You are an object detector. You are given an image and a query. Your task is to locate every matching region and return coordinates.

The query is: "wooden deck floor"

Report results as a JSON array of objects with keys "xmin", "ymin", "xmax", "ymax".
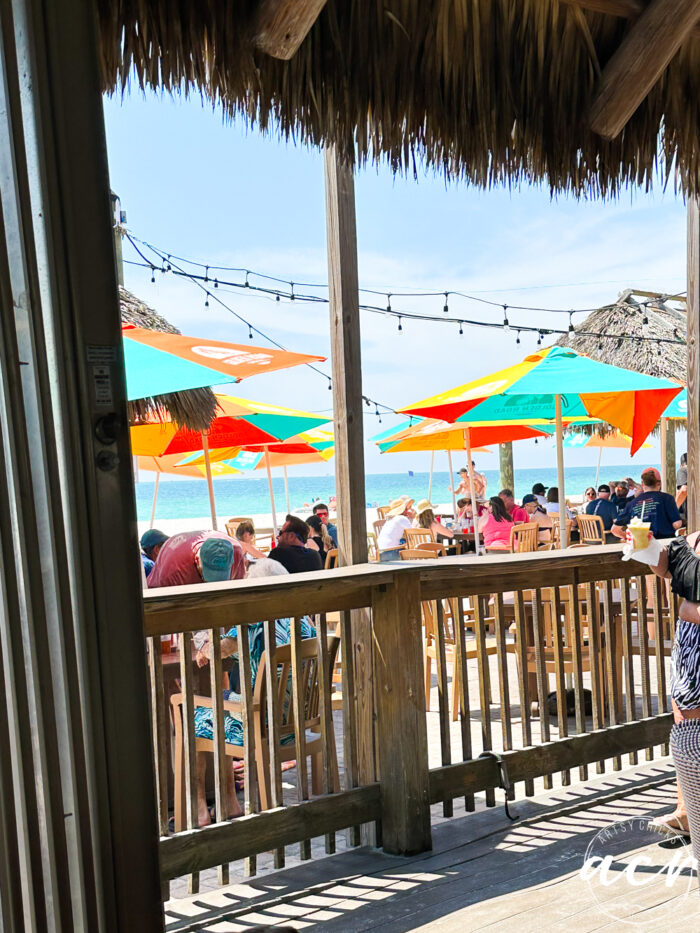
[{"xmin": 164, "ymin": 759, "xmax": 700, "ymax": 932}]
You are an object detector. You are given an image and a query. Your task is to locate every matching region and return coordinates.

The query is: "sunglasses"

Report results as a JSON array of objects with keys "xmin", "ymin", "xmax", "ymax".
[{"xmin": 316, "ymin": 511, "xmax": 329, "ymax": 519}]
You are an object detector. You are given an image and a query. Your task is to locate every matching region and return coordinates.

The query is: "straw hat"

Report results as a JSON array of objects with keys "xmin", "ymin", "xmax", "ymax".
[
  {"xmin": 387, "ymin": 497, "xmax": 414, "ymax": 517},
  {"xmin": 415, "ymin": 499, "xmax": 435, "ymax": 516}
]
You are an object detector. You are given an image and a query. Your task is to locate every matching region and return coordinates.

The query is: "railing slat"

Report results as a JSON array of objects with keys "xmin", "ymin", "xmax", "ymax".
[
  {"xmin": 208, "ymin": 628, "xmax": 230, "ymax": 886},
  {"xmin": 290, "ymin": 617, "xmax": 311, "ymax": 860},
  {"xmin": 339, "ymin": 609, "xmax": 361, "ymax": 845},
  {"xmin": 263, "ymin": 619, "xmax": 284, "ymax": 868},
  {"xmin": 434, "ymin": 600, "xmax": 453, "ymax": 817},
  {"xmin": 454, "ymin": 598, "xmax": 475, "ymax": 812},
  {"xmin": 635, "ymin": 575, "xmax": 653, "ymax": 760},
  {"xmin": 179, "ymin": 631, "xmax": 199, "ymax": 893},
  {"xmin": 531, "ymin": 588, "xmax": 551, "ymax": 790},
  {"xmin": 147, "ymin": 637, "xmax": 169, "ymax": 838},
  {"xmin": 652, "ymin": 575, "xmax": 669, "ymax": 756},
  {"xmin": 513, "ymin": 591, "xmax": 534, "ymax": 796},
  {"xmin": 585, "ymin": 581, "xmax": 605, "ymax": 774},
  {"xmin": 315, "ymin": 623, "xmax": 336, "ymax": 854},
  {"xmin": 237, "ymin": 623, "xmax": 257, "ymax": 877},
  {"xmin": 619, "ymin": 577, "xmax": 638, "ymax": 766},
  {"xmin": 474, "ymin": 596, "xmax": 494, "ymax": 806},
  {"xmin": 601, "ymin": 580, "xmax": 622, "ymax": 771},
  {"xmin": 550, "ymin": 588, "xmax": 569, "ymax": 785}
]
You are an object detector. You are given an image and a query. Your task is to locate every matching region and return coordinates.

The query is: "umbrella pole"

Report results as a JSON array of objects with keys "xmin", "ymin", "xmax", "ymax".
[
  {"xmin": 283, "ymin": 464, "xmax": 290, "ymax": 514},
  {"xmin": 428, "ymin": 450, "xmax": 434, "ymax": 501},
  {"xmin": 149, "ymin": 473, "xmax": 160, "ymax": 529},
  {"xmin": 264, "ymin": 446, "xmax": 278, "ymax": 537},
  {"xmin": 202, "ymin": 433, "xmax": 218, "ymax": 531},
  {"xmin": 594, "ymin": 446, "xmax": 602, "ymax": 489},
  {"xmin": 447, "ymin": 449, "xmax": 458, "ymax": 519},
  {"xmin": 464, "ymin": 430, "xmax": 481, "ymax": 556},
  {"xmin": 555, "ymin": 395, "xmax": 567, "ymax": 548}
]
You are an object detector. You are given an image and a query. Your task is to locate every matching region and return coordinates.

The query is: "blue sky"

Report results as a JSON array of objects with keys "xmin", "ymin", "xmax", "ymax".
[{"xmin": 104, "ymin": 91, "xmax": 687, "ymax": 477}]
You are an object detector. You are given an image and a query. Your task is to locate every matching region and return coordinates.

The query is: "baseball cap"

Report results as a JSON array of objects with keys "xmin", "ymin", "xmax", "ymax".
[
  {"xmin": 521, "ymin": 494, "xmax": 538, "ymax": 505},
  {"xmin": 140, "ymin": 529, "xmax": 169, "ymax": 552},
  {"xmin": 198, "ymin": 537, "xmax": 235, "ymax": 582},
  {"xmin": 598, "ymin": 484, "xmax": 610, "ymax": 493},
  {"xmin": 532, "ymin": 483, "xmax": 547, "ymax": 495}
]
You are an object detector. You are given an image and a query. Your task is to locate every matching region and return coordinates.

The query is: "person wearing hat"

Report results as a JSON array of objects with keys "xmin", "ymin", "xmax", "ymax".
[
  {"xmin": 377, "ymin": 497, "xmax": 415, "ymax": 561},
  {"xmin": 584, "ymin": 484, "xmax": 619, "ymax": 542},
  {"xmin": 414, "ymin": 500, "xmax": 455, "ymax": 542},
  {"xmin": 521, "ymin": 493, "xmax": 553, "ymax": 544},
  {"xmin": 612, "ymin": 468, "xmax": 682, "ymax": 541},
  {"xmin": 531, "ymin": 483, "xmax": 548, "ymax": 509},
  {"xmin": 147, "ymin": 530, "xmax": 245, "ymax": 588},
  {"xmin": 140, "ymin": 528, "xmax": 169, "ymax": 578}
]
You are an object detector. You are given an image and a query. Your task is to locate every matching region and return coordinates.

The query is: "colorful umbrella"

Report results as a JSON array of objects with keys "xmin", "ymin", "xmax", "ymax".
[
  {"xmin": 137, "ymin": 454, "xmax": 242, "ymax": 528},
  {"xmin": 400, "ymin": 347, "xmax": 682, "ymax": 546},
  {"xmin": 122, "ymin": 323, "xmax": 323, "ymax": 400},
  {"xmin": 662, "ymin": 388, "xmax": 687, "ymax": 420},
  {"xmin": 564, "ymin": 430, "xmax": 652, "ymax": 487}
]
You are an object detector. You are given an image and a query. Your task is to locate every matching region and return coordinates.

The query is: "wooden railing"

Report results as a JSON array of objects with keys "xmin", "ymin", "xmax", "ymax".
[{"xmin": 143, "ymin": 545, "xmax": 674, "ymax": 897}]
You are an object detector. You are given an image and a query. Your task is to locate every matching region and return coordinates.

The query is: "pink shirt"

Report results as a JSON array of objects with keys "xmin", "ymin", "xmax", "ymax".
[
  {"xmin": 481, "ymin": 514, "xmax": 513, "ymax": 548},
  {"xmin": 147, "ymin": 530, "xmax": 245, "ymax": 588}
]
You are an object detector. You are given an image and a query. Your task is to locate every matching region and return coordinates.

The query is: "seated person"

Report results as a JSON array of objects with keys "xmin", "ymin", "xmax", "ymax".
[
  {"xmin": 611, "ymin": 481, "xmax": 630, "ymax": 510},
  {"xmin": 585, "ymin": 484, "xmax": 619, "ymax": 542},
  {"xmin": 478, "ymin": 496, "xmax": 514, "ymax": 550},
  {"xmin": 377, "ymin": 497, "xmax": 415, "ymax": 561},
  {"xmin": 456, "ymin": 497, "xmax": 475, "ymax": 531},
  {"xmin": 581, "ymin": 487, "xmax": 597, "ymax": 513},
  {"xmin": 306, "ymin": 514, "xmax": 335, "ymax": 564},
  {"xmin": 414, "ymin": 500, "xmax": 455, "ymax": 540},
  {"xmin": 521, "ymin": 493, "xmax": 553, "ymax": 543},
  {"xmin": 532, "ymin": 483, "xmax": 548, "ymax": 509},
  {"xmin": 269, "ymin": 515, "xmax": 323, "ymax": 573},
  {"xmin": 194, "ymin": 559, "xmax": 316, "ymax": 825},
  {"xmin": 234, "ymin": 520, "xmax": 266, "ymax": 560},
  {"xmin": 312, "ymin": 502, "xmax": 337, "ymax": 546},
  {"xmin": 140, "ymin": 528, "xmax": 169, "ymax": 577},
  {"xmin": 545, "ymin": 487, "xmax": 576, "ymax": 520},
  {"xmin": 498, "ymin": 488, "xmax": 529, "ymax": 523},
  {"xmin": 612, "ymin": 468, "xmax": 682, "ymax": 540},
  {"xmin": 147, "ymin": 530, "xmax": 244, "ymax": 588}
]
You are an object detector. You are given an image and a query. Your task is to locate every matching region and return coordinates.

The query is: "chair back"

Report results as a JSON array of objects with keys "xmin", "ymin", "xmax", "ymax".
[
  {"xmin": 577, "ymin": 513, "xmax": 606, "ymax": 545},
  {"xmin": 552, "ymin": 518, "xmax": 575, "ymax": 548},
  {"xmin": 366, "ymin": 532, "xmax": 379, "ymax": 562},
  {"xmin": 377, "ymin": 506, "xmax": 390, "ymax": 520},
  {"xmin": 253, "ymin": 635, "xmax": 340, "ymax": 742},
  {"xmin": 225, "ymin": 516, "xmax": 254, "ymax": 538},
  {"xmin": 416, "ymin": 541, "xmax": 446, "ymax": 557},
  {"xmin": 405, "ymin": 527, "xmax": 434, "ymax": 548},
  {"xmin": 510, "ymin": 522, "xmax": 539, "ymax": 553},
  {"xmin": 400, "ymin": 548, "xmax": 438, "ymax": 560},
  {"xmin": 324, "ymin": 548, "xmax": 338, "ymax": 569},
  {"xmin": 373, "ymin": 519, "xmax": 386, "ymax": 539},
  {"xmin": 421, "ymin": 598, "xmax": 458, "ymax": 647}
]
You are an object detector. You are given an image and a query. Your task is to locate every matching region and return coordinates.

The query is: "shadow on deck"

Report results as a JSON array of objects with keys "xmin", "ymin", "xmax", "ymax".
[{"xmin": 164, "ymin": 758, "xmax": 700, "ymax": 932}]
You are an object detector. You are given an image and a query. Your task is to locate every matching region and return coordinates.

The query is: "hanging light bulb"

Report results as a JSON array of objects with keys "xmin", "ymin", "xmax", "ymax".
[
  {"xmin": 397, "ymin": 316, "xmax": 403, "ymax": 334},
  {"xmin": 166, "ymin": 254, "xmax": 172, "ymax": 272},
  {"xmin": 386, "ymin": 294, "xmax": 392, "ymax": 314},
  {"xmin": 244, "ymin": 271, "xmax": 250, "ymax": 288},
  {"xmin": 214, "ymin": 278, "xmax": 219, "ymax": 289},
  {"xmin": 503, "ymin": 305, "xmax": 510, "ymax": 331},
  {"xmin": 443, "ymin": 292, "xmax": 449, "ymax": 314},
  {"xmin": 276, "ymin": 294, "xmax": 281, "ymax": 302},
  {"xmin": 290, "ymin": 282, "xmax": 295, "ymax": 301},
  {"xmin": 537, "ymin": 331, "xmax": 542, "ymax": 345},
  {"xmin": 150, "ymin": 266, "xmax": 155, "ymax": 283},
  {"xmin": 248, "ymin": 325, "xmax": 254, "ymax": 340},
  {"xmin": 459, "ymin": 322, "xmax": 464, "ymax": 337},
  {"xmin": 364, "ymin": 396, "xmax": 371, "ymax": 407},
  {"xmin": 205, "ymin": 266, "xmax": 209, "ymax": 283},
  {"xmin": 568, "ymin": 312, "xmax": 574, "ymax": 334},
  {"xmin": 328, "ymin": 379, "xmax": 332, "ymax": 391},
  {"xmin": 516, "ymin": 330, "xmax": 521, "ymax": 344},
  {"xmin": 204, "ymin": 293, "xmax": 209, "ymax": 308}
]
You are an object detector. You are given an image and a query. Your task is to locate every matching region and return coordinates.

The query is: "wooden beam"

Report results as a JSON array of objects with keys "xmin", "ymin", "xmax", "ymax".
[
  {"xmin": 499, "ymin": 442, "xmax": 514, "ymax": 492},
  {"xmin": 687, "ymin": 198, "xmax": 700, "ymax": 533},
  {"xmin": 252, "ymin": 0, "xmax": 327, "ymax": 60},
  {"xmin": 558, "ymin": 0, "xmax": 700, "ymax": 40},
  {"xmin": 589, "ymin": 0, "xmax": 700, "ymax": 139}
]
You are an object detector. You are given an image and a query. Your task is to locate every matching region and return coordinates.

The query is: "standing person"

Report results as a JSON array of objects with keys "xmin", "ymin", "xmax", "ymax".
[
  {"xmin": 377, "ymin": 497, "xmax": 415, "ymax": 561},
  {"xmin": 532, "ymin": 483, "xmax": 548, "ymax": 509},
  {"xmin": 312, "ymin": 502, "xmax": 337, "ymax": 546},
  {"xmin": 478, "ymin": 496, "xmax": 514, "ymax": 550},
  {"xmin": 498, "ymin": 489, "xmax": 529, "ymax": 524},
  {"xmin": 677, "ymin": 452, "xmax": 688, "ymax": 526},
  {"xmin": 612, "ymin": 468, "xmax": 682, "ymax": 541},
  {"xmin": 269, "ymin": 515, "xmax": 323, "ymax": 573},
  {"xmin": 642, "ymin": 530, "xmax": 700, "ymax": 848},
  {"xmin": 521, "ymin": 494, "xmax": 553, "ymax": 543},
  {"xmin": 147, "ymin": 530, "xmax": 244, "ymax": 588},
  {"xmin": 585, "ymin": 484, "xmax": 619, "ymax": 542}
]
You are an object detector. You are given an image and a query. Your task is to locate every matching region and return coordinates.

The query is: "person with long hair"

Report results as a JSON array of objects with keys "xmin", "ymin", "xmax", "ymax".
[
  {"xmin": 478, "ymin": 496, "xmax": 513, "ymax": 550},
  {"xmin": 415, "ymin": 500, "xmax": 454, "ymax": 541},
  {"xmin": 306, "ymin": 514, "xmax": 334, "ymax": 563}
]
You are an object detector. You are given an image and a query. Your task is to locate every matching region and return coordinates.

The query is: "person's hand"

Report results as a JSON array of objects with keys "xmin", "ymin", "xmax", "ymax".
[{"xmin": 195, "ymin": 642, "xmax": 212, "ymax": 667}]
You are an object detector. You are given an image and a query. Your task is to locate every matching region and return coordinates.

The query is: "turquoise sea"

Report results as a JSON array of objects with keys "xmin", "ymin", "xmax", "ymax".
[{"xmin": 135, "ymin": 463, "xmax": 661, "ymax": 522}]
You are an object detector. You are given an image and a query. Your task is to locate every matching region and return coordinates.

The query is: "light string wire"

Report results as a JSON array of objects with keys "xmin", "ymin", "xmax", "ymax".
[{"xmin": 124, "ymin": 234, "xmax": 397, "ymax": 420}]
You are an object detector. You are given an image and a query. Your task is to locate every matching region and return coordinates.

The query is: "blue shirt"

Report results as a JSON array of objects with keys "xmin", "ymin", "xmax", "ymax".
[
  {"xmin": 326, "ymin": 523, "xmax": 338, "ymax": 546},
  {"xmin": 141, "ymin": 553, "xmax": 155, "ymax": 577},
  {"xmin": 585, "ymin": 497, "xmax": 619, "ymax": 530},
  {"xmin": 614, "ymin": 490, "xmax": 681, "ymax": 539}
]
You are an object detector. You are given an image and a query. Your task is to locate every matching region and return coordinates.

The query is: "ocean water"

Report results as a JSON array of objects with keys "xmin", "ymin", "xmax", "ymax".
[{"xmin": 135, "ymin": 463, "xmax": 661, "ymax": 522}]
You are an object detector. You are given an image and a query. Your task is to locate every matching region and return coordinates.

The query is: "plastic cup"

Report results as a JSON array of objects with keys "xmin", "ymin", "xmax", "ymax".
[{"xmin": 630, "ymin": 523, "xmax": 651, "ymax": 550}]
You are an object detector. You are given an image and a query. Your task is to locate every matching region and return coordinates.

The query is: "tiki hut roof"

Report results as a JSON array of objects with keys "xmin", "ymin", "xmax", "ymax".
[
  {"xmin": 555, "ymin": 288, "xmax": 686, "ymax": 433},
  {"xmin": 119, "ymin": 286, "xmax": 218, "ymax": 432},
  {"xmin": 98, "ymin": 1, "xmax": 700, "ymax": 197}
]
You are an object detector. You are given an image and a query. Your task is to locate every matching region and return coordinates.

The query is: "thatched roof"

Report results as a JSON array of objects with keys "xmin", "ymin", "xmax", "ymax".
[
  {"xmin": 98, "ymin": 1, "xmax": 700, "ymax": 197},
  {"xmin": 555, "ymin": 288, "xmax": 686, "ymax": 433},
  {"xmin": 120, "ymin": 286, "xmax": 218, "ymax": 432}
]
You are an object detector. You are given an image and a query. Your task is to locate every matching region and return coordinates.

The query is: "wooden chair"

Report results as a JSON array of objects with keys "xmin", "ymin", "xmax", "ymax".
[
  {"xmin": 509, "ymin": 522, "xmax": 539, "ymax": 553},
  {"xmin": 416, "ymin": 541, "xmax": 447, "ymax": 557},
  {"xmin": 552, "ymin": 518, "xmax": 576, "ymax": 549},
  {"xmin": 572, "ymin": 513, "xmax": 606, "ymax": 547},
  {"xmin": 324, "ymin": 548, "xmax": 338, "ymax": 569},
  {"xmin": 366, "ymin": 532, "xmax": 379, "ymax": 562},
  {"xmin": 400, "ymin": 548, "xmax": 438, "ymax": 560},
  {"xmin": 376, "ymin": 506, "xmax": 390, "ymax": 520},
  {"xmin": 171, "ymin": 635, "xmax": 340, "ymax": 824},
  {"xmin": 373, "ymin": 519, "xmax": 386, "ymax": 539},
  {"xmin": 405, "ymin": 527, "xmax": 434, "ymax": 548}
]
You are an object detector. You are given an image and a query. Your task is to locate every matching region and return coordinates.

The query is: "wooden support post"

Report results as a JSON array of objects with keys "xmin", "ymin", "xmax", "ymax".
[
  {"xmin": 660, "ymin": 418, "xmax": 676, "ymax": 495},
  {"xmin": 253, "ymin": 0, "xmax": 327, "ymax": 60},
  {"xmin": 324, "ymin": 145, "xmax": 376, "ymax": 813},
  {"xmin": 372, "ymin": 573, "xmax": 431, "ymax": 855},
  {"xmin": 688, "ymin": 198, "xmax": 700, "ymax": 533},
  {"xmin": 555, "ymin": 395, "xmax": 568, "ymax": 548},
  {"xmin": 499, "ymin": 441, "xmax": 514, "ymax": 492},
  {"xmin": 559, "ymin": 0, "xmax": 700, "ymax": 39},
  {"xmin": 589, "ymin": 0, "xmax": 700, "ymax": 140}
]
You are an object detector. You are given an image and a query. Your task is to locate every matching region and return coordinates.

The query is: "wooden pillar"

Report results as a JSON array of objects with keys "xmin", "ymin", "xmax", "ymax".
[
  {"xmin": 324, "ymin": 146, "xmax": 376, "ymax": 808},
  {"xmin": 499, "ymin": 441, "xmax": 514, "ymax": 492},
  {"xmin": 372, "ymin": 572, "xmax": 431, "ymax": 855},
  {"xmin": 660, "ymin": 419, "xmax": 676, "ymax": 495},
  {"xmin": 688, "ymin": 199, "xmax": 700, "ymax": 533}
]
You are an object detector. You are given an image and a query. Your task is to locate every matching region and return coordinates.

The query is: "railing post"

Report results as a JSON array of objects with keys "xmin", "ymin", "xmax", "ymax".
[{"xmin": 372, "ymin": 571, "xmax": 432, "ymax": 855}]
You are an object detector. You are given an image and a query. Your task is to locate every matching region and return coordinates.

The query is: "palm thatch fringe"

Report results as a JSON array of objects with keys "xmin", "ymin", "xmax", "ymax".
[
  {"xmin": 120, "ymin": 286, "xmax": 218, "ymax": 432},
  {"xmin": 97, "ymin": 0, "xmax": 700, "ymax": 197},
  {"xmin": 555, "ymin": 288, "xmax": 686, "ymax": 437}
]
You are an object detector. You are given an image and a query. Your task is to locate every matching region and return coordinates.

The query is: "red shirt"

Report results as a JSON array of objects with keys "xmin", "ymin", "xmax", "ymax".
[
  {"xmin": 509, "ymin": 505, "xmax": 529, "ymax": 524},
  {"xmin": 147, "ymin": 530, "xmax": 245, "ymax": 588}
]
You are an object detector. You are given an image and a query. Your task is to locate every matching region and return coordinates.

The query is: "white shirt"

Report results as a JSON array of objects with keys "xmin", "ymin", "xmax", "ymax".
[
  {"xmin": 378, "ymin": 515, "xmax": 411, "ymax": 550},
  {"xmin": 534, "ymin": 493, "xmax": 547, "ymax": 508},
  {"xmin": 546, "ymin": 502, "xmax": 576, "ymax": 520}
]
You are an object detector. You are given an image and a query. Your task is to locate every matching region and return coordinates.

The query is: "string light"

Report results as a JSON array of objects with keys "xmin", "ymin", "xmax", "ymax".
[
  {"xmin": 205, "ymin": 266, "xmax": 209, "ymax": 283},
  {"xmin": 397, "ymin": 316, "xmax": 403, "ymax": 334},
  {"xmin": 204, "ymin": 293, "xmax": 209, "ymax": 308},
  {"xmin": 568, "ymin": 312, "xmax": 575, "ymax": 333},
  {"xmin": 150, "ymin": 267, "xmax": 155, "ymax": 283},
  {"xmin": 443, "ymin": 292, "xmax": 449, "ymax": 314},
  {"xmin": 214, "ymin": 278, "xmax": 219, "ymax": 289},
  {"xmin": 290, "ymin": 282, "xmax": 295, "ymax": 301},
  {"xmin": 537, "ymin": 332, "xmax": 542, "ymax": 345},
  {"xmin": 244, "ymin": 271, "xmax": 249, "ymax": 288},
  {"xmin": 516, "ymin": 330, "xmax": 521, "ymax": 344},
  {"xmin": 459, "ymin": 322, "xmax": 464, "ymax": 337},
  {"xmin": 502, "ymin": 305, "xmax": 510, "ymax": 331},
  {"xmin": 386, "ymin": 294, "xmax": 392, "ymax": 314},
  {"xmin": 248, "ymin": 325, "xmax": 254, "ymax": 340}
]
